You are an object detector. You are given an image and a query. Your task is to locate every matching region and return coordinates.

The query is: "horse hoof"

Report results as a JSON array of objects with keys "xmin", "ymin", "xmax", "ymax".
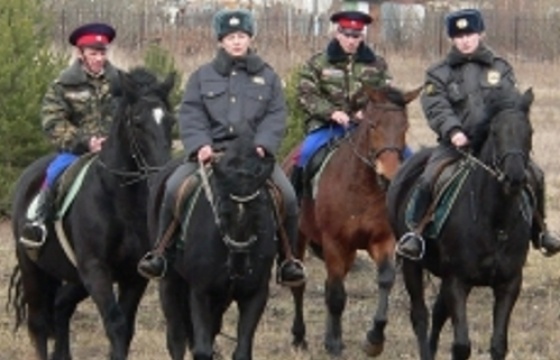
[
  {"xmin": 292, "ymin": 338, "xmax": 308, "ymax": 350},
  {"xmin": 362, "ymin": 338, "xmax": 384, "ymax": 357}
]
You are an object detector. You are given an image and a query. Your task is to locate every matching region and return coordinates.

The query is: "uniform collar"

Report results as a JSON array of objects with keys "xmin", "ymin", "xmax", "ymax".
[
  {"xmin": 326, "ymin": 39, "xmax": 376, "ymax": 64},
  {"xmin": 447, "ymin": 44, "xmax": 494, "ymax": 67},
  {"xmin": 58, "ymin": 59, "xmax": 119, "ymax": 85},
  {"xmin": 211, "ymin": 48, "xmax": 265, "ymax": 76}
]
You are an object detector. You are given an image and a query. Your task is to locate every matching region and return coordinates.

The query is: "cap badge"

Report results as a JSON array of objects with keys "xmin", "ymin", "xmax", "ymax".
[
  {"xmin": 229, "ymin": 17, "xmax": 240, "ymax": 26},
  {"xmin": 456, "ymin": 18, "xmax": 468, "ymax": 29},
  {"xmin": 96, "ymin": 35, "xmax": 103, "ymax": 42}
]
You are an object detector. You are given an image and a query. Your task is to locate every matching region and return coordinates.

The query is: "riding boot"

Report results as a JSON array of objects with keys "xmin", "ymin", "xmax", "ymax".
[
  {"xmin": 396, "ymin": 185, "xmax": 432, "ymax": 260},
  {"xmin": 20, "ymin": 186, "xmax": 54, "ymax": 252},
  {"xmin": 530, "ymin": 173, "xmax": 560, "ymax": 256},
  {"xmin": 138, "ymin": 203, "xmax": 176, "ymax": 279},
  {"xmin": 276, "ymin": 213, "xmax": 306, "ymax": 287},
  {"xmin": 290, "ymin": 166, "xmax": 304, "ymax": 204}
]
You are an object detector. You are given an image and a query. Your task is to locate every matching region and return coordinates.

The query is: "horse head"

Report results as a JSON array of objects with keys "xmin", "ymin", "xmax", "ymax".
[
  {"xmin": 101, "ymin": 67, "xmax": 176, "ymax": 182},
  {"xmin": 479, "ymin": 87, "xmax": 534, "ymax": 195},
  {"xmin": 352, "ymin": 85, "xmax": 422, "ymax": 185},
  {"xmin": 211, "ymin": 134, "xmax": 275, "ymax": 276}
]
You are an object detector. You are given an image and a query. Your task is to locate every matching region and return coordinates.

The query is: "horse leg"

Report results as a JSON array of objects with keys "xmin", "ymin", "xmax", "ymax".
[
  {"xmin": 18, "ymin": 254, "xmax": 58, "ymax": 360},
  {"xmin": 233, "ymin": 271, "xmax": 271, "ymax": 360},
  {"xmin": 402, "ymin": 260, "xmax": 432, "ymax": 360},
  {"xmin": 79, "ymin": 260, "xmax": 127, "ymax": 360},
  {"xmin": 489, "ymin": 274, "xmax": 522, "ymax": 360},
  {"xmin": 322, "ymin": 246, "xmax": 352, "ymax": 356},
  {"xmin": 160, "ymin": 270, "xmax": 190, "ymax": 360},
  {"xmin": 51, "ymin": 283, "xmax": 88, "ymax": 360},
  {"xmin": 290, "ymin": 228, "xmax": 307, "ymax": 349},
  {"xmin": 189, "ymin": 290, "xmax": 215, "ymax": 360},
  {"xmin": 428, "ymin": 284, "xmax": 449, "ymax": 357},
  {"xmin": 116, "ymin": 276, "xmax": 148, "ymax": 355},
  {"xmin": 443, "ymin": 277, "xmax": 472, "ymax": 360},
  {"xmin": 362, "ymin": 243, "xmax": 396, "ymax": 357}
]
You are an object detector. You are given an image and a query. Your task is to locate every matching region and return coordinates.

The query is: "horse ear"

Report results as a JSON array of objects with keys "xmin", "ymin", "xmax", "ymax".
[
  {"xmin": 118, "ymin": 71, "xmax": 139, "ymax": 103},
  {"xmin": 404, "ymin": 86, "xmax": 423, "ymax": 104},
  {"xmin": 520, "ymin": 87, "xmax": 534, "ymax": 112},
  {"xmin": 160, "ymin": 71, "xmax": 176, "ymax": 98},
  {"xmin": 349, "ymin": 85, "xmax": 367, "ymax": 112}
]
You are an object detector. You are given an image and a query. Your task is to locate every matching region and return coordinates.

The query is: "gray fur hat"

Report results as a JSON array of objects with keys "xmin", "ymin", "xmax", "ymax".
[{"xmin": 212, "ymin": 8, "xmax": 255, "ymax": 40}]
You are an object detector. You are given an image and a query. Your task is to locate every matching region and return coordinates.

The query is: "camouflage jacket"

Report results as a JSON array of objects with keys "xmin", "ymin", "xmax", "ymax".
[
  {"xmin": 297, "ymin": 39, "xmax": 391, "ymax": 133},
  {"xmin": 421, "ymin": 44, "xmax": 516, "ymax": 144},
  {"xmin": 41, "ymin": 60, "xmax": 122, "ymax": 154}
]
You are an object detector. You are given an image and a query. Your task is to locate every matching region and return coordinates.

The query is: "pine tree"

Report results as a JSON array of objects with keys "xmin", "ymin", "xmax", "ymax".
[{"xmin": 0, "ymin": 0, "xmax": 67, "ymax": 213}]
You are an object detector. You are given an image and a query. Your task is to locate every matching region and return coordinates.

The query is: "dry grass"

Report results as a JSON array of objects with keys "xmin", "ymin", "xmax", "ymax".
[{"xmin": 1, "ymin": 57, "xmax": 559, "ymax": 359}]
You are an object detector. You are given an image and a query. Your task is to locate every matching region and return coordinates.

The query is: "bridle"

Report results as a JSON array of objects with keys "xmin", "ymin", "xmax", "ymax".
[
  {"xmin": 98, "ymin": 96, "xmax": 169, "ymax": 185},
  {"xmin": 456, "ymin": 109, "xmax": 530, "ymax": 184},
  {"xmin": 199, "ymin": 159, "xmax": 260, "ymax": 252},
  {"xmin": 347, "ymin": 103, "xmax": 407, "ymax": 187}
]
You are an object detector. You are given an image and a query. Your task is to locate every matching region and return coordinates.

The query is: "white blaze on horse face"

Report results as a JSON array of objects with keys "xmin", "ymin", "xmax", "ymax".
[{"xmin": 152, "ymin": 108, "xmax": 164, "ymax": 125}]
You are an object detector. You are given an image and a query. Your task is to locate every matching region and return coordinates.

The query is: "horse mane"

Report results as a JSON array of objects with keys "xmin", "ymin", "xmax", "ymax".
[
  {"xmin": 111, "ymin": 67, "xmax": 175, "ymax": 109},
  {"xmin": 470, "ymin": 86, "xmax": 531, "ymax": 152},
  {"xmin": 381, "ymin": 85, "xmax": 407, "ymax": 107},
  {"xmin": 214, "ymin": 134, "xmax": 275, "ymax": 198}
]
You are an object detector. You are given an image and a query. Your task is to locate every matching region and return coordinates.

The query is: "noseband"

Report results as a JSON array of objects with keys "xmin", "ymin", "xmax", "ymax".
[{"xmin": 348, "ymin": 104, "xmax": 406, "ymax": 186}]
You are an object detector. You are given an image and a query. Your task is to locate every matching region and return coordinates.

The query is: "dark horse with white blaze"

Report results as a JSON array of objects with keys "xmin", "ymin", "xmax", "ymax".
[
  {"xmin": 282, "ymin": 85, "xmax": 422, "ymax": 356},
  {"xmin": 9, "ymin": 68, "xmax": 175, "ymax": 360},
  {"xmin": 151, "ymin": 133, "xmax": 277, "ymax": 360},
  {"xmin": 387, "ymin": 87, "xmax": 535, "ymax": 360}
]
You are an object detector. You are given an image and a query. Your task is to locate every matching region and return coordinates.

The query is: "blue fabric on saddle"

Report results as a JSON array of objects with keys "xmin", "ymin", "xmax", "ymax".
[
  {"xmin": 405, "ymin": 160, "xmax": 534, "ymax": 239},
  {"xmin": 177, "ymin": 171, "xmax": 204, "ymax": 250},
  {"xmin": 26, "ymin": 154, "xmax": 97, "ymax": 221},
  {"xmin": 298, "ymin": 124, "xmax": 349, "ymax": 167}
]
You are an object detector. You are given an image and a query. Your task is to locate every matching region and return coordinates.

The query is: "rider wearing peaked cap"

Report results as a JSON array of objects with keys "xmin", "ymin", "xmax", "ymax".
[
  {"xmin": 19, "ymin": 22, "xmax": 123, "ymax": 255},
  {"xmin": 68, "ymin": 22, "xmax": 116, "ymax": 49}
]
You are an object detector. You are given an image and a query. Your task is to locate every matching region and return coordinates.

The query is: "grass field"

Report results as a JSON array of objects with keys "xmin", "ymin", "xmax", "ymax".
[{"xmin": 0, "ymin": 55, "xmax": 559, "ymax": 359}]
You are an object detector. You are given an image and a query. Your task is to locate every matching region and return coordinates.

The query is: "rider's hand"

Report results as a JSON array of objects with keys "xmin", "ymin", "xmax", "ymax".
[
  {"xmin": 197, "ymin": 145, "xmax": 214, "ymax": 163},
  {"xmin": 450, "ymin": 131, "xmax": 469, "ymax": 148},
  {"xmin": 89, "ymin": 136, "xmax": 106, "ymax": 153},
  {"xmin": 330, "ymin": 110, "xmax": 350, "ymax": 127}
]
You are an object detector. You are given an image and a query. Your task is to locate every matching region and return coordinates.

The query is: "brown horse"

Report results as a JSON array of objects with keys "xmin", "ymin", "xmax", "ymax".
[{"xmin": 282, "ymin": 85, "xmax": 421, "ymax": 357}]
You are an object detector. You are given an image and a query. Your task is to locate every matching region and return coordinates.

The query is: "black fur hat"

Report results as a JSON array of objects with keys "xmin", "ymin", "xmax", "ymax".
[
  {"xmin": 212, "ymin": 8, "xmax": 255, "ymax": 41},
  {"xmin": 445, "ymin": 8, "xmax": 485, "ymax": 38}
]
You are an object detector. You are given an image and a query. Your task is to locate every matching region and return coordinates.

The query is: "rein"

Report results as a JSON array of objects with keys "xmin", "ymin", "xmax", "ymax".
[{"xmin": 199, "ymin": 158, "xmax": 259, "ymax": 251}]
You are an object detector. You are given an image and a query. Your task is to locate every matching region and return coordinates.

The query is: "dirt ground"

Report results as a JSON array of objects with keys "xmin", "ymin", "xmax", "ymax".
[{"xmin": 0, "ymin": 59, "xmax": 559, "ymax": 359}]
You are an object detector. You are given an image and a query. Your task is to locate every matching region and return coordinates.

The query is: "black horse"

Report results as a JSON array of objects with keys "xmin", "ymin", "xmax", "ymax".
[
  {"xmin": 387, "ymin": 87, "xmax": 535, "ymax": 360},
  {"xmin": 151, "ymin": 133, "xmax": 277, "ymax": 360},
  {"xmin": 9, "ymin": 67, "xmax": 175, "ymax": 360}
]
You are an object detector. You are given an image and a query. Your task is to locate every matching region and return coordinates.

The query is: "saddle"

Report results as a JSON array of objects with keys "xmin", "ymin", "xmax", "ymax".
[
  {"xmin": 405, "ymin": 159, "xmax": 534, "ymax": 240},
  {"xmin": 301, "ymin": 142, "xmax": 339, "ymax": 199}
]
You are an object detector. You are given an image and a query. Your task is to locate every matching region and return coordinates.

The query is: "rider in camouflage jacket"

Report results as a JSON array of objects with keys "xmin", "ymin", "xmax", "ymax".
[
  {"xmin": 297, "ymin": 26, "xmax": 391, "ymax": 133},
  {"xmin": 42, "ymin": 59, "xmax": 121, "ymax": 154},
  {"xmin": 20, "ymin": 22, "xmax": 123, "ymax": 252}
]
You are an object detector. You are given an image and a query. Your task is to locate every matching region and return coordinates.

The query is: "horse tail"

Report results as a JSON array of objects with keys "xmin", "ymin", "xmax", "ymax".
[{"xmin": 6, "ymin": 265, "xmax": 26, "ymax": 332}]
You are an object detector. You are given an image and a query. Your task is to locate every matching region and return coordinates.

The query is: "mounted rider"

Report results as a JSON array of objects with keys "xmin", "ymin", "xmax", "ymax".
[
  {"xmin": 396, "ymin": 8, "xmax": 560, "ymax": 259},
  {"xmin": 20, "ymin": 23, "xmax": 123, "ymax": 252}
]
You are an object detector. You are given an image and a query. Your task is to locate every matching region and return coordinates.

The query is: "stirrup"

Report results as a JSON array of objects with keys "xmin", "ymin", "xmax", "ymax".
[
  {"xmin": 396, "ymin": 232, "xmax": 425, "ymax": 261},
  {"xmin": 277, "ymin": 258, "xmax": 306, "ymax": 287},
  {"xmin": 19, "ymin": 222, "xmax": 47, "ymax": 249},
  {"xmin": 137, "ymin": 252, "xmax": 168, "ymax": 280}
]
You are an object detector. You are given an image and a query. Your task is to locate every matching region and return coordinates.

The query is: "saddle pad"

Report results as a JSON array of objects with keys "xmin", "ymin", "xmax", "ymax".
[
  {"xmin": 405, "ymin": 163, "xmax": 471, "ymax": 239},
  {"xmin": 25, "ymin": 156, "xmax": 97, "ymax": 221}
]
